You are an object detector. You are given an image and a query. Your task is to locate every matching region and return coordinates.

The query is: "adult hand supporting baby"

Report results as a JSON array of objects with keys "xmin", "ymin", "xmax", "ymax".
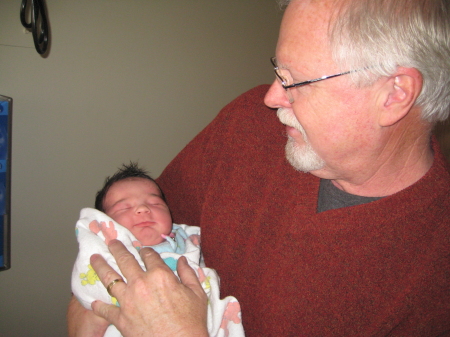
[
  {"xmin": 90, "ymin": 239, "xmax": 208, "ymax": 337},
  {"xmin": 67, "ymin": 295, "xmax": 110, "ymax": 337}
]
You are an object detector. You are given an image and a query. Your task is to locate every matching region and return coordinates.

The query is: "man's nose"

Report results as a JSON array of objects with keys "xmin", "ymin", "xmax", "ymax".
[{"xmin": 264, "ymin": 80, "xmax": 292, "ymax": 109}]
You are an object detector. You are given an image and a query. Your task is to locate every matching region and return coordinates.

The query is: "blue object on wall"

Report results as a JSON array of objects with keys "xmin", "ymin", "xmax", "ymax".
[{"xmin": 0, "ymin": 95, "xmax": 12, "ymax": 271}]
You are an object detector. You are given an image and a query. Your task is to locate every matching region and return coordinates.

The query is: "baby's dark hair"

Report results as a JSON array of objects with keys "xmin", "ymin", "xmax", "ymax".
[{"xmin": 95, "ymin": 162, "xmax": 165, "ymax": 212}]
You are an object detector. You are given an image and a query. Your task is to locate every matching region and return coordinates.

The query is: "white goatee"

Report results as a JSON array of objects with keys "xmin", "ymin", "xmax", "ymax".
[{"xmin": 277, "ymin": 108, "xmax": 325, "ymax": 172}]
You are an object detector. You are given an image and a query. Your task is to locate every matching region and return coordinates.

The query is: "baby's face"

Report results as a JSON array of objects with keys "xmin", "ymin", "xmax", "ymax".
[{"xmin": 103, "ymin": 178, "xmax": 172, "ymax": 246}]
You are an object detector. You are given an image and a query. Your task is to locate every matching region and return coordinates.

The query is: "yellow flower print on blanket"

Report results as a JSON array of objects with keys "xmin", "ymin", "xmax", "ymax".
[{"xmin": 79, "ymin": 264, "xmax": 100, "ymax": 286}]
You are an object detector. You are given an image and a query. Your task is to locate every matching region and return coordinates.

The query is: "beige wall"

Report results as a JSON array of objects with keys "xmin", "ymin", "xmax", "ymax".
[{"xmin": 0, "ymin": 1, "xmax": 282, "ymax": 335}]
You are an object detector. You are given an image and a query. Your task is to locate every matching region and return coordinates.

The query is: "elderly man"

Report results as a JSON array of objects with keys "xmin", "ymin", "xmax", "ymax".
[{"xmin": 68, "ymin": 0, "xmax": 450, "ymax": 336}]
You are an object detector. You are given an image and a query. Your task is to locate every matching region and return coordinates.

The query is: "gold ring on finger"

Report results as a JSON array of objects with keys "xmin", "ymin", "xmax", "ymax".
[{"xmin": 106, "ymin": 278, "xmax": 124, "ymax": 296}]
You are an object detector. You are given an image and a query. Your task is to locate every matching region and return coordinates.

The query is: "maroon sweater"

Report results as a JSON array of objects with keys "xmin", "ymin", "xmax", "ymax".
[{"xmin": 157, "ymin": 85, "xmax": 450, "ymax": 336}]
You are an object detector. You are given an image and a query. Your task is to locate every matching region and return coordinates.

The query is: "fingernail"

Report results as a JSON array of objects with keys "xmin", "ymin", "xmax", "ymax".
[{"xmin": 90, "ymin": 254, "xmax": 100, "ymax": 262}]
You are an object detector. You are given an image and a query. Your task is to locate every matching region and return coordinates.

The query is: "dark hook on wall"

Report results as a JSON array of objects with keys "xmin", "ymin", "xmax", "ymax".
[{"xmin": 20, "ymin": 0, "xmax": 49, "ymax": 55}]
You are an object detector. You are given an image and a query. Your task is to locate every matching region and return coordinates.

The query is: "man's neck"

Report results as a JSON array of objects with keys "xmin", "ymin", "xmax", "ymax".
[{"xmin": 331, "ymin": 131, "xmax": 435, "ymax": 197}]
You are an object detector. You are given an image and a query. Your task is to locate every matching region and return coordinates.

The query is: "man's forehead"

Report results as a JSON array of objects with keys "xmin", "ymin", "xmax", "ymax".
[
  {"xmin": 285, "ymin": 0, "xmax": 336, "ymax": 20},
  {"xmin": 277, "ymin": 0, "xmax": 334, "ymax": 61}
]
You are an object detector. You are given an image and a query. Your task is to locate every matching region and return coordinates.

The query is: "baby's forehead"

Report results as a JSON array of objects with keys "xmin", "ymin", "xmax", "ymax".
[
  {"xmin": 115, "ymin": 177, "xmax": 155, "ymax": 184},
  {"xmin": 108, "ymin": 177, "xmax": 161, "ymax": 196},
  {"xmin": 103, "ymin": 178, "xmax": 165, "ymax": 212}
]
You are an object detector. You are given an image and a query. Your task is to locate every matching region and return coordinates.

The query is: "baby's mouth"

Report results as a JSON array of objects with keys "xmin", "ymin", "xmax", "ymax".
[{"xmin": 134, "ymin": 221, "xmax": 155, "ymax": 227}]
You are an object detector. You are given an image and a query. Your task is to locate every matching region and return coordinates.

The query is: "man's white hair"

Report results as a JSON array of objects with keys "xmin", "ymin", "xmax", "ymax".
[{"xmin": 278, "ymin": 0, "xmax": 450, "ymax": 122}]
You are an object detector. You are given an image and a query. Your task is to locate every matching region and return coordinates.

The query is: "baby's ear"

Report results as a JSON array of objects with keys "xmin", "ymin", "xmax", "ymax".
[{"xmin": 378, "ymin": 67, "xmax": 423, "ymax": 127}]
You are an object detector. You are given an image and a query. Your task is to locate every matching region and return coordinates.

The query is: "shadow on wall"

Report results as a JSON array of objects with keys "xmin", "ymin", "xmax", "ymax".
[{"xmin": 435, "ymin": 119, "xmax": 450, "ymax": 162}]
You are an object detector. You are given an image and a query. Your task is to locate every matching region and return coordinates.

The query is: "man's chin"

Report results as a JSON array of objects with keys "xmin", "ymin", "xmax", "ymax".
[{"xmin": 285, "ymin": 138, "xmax": 325, "ymax": 172}]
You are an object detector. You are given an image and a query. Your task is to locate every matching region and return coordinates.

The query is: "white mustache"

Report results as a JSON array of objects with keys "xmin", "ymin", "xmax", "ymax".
[
  {"xmin": 277, "ymin": 108, "xmax": 325, "ymax": 171},
  {"xmin": 276, "ymin": 108, "xmax": 307, "ymax": 140}
]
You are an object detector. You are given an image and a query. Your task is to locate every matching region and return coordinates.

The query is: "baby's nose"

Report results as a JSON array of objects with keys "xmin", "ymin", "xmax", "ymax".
[{"xmin": 136, "ymin": 204, "xmax": 150, "ymax": 213}]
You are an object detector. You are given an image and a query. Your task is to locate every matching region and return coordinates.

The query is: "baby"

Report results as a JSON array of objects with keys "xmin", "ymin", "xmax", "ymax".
[
  {"xmin": 93, "ymin": 161, "xmax": 184, "ymax": 251},
  {"xmin": 71, "ymin": 163, "xmax": 244, "ymax": 337}
]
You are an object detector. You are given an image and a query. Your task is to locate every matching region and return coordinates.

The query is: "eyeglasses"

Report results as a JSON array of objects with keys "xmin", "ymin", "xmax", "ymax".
[{"xmin": 271, "ymin": 57, "xmax": 353, "ymax": 103}]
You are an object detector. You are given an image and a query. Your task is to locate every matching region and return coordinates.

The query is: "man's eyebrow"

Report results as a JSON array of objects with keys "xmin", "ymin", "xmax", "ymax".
[
  {"xmin": 278, "ymin": 62, "xmax": 290, "ymax": 70},
  {"xmin": 275, "ymin": 57, "xmax": 292, "ymax": 70}
]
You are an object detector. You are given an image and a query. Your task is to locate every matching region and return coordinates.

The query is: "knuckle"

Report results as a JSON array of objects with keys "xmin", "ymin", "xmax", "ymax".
[
  {"xmin": 139, "ymin": 247, "xmax": 157, "ymax": 259},
  {"xmin": 103, "ymin": 269, "xmax": 118, "ymax": 283},
  {"xmin": 133, "ymin": 277, "xmax": 150, "ymax": 294},
  {"xmin": 151, "ymin": 265, "xmax": 173, "ymax": 282},
  {"xmin": 115, "ymin": 251, "xmax": 136, "ymax": 266}
]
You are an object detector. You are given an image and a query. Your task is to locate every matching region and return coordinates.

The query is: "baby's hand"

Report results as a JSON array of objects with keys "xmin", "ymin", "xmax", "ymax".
[
  {"xmin": 89, "ymin": 220, "xmax": 101, "ymax": 234},
  {"xmin": 89, "ymin": 220, "xmax": 118, "ymax": 244},
  {"xmin": 189, "ymin": 234, "xmax": 201, "ymax": 246}
]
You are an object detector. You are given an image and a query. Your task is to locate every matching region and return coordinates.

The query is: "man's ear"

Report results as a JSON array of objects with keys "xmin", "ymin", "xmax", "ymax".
[{"xmin": 379, "ymin": 67, "xmax": 423, "ymax": 127}]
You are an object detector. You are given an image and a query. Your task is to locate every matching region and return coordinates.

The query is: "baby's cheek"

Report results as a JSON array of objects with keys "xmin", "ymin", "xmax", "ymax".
[{"xmin": 112, "ymin": 215, "xmax": 131, "ymax": 230}]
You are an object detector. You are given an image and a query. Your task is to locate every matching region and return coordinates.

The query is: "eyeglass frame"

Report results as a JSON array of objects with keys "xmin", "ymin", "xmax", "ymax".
[{"xmin": 270, "ymin": 57, "xmax": 354, "ymax": 103}]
